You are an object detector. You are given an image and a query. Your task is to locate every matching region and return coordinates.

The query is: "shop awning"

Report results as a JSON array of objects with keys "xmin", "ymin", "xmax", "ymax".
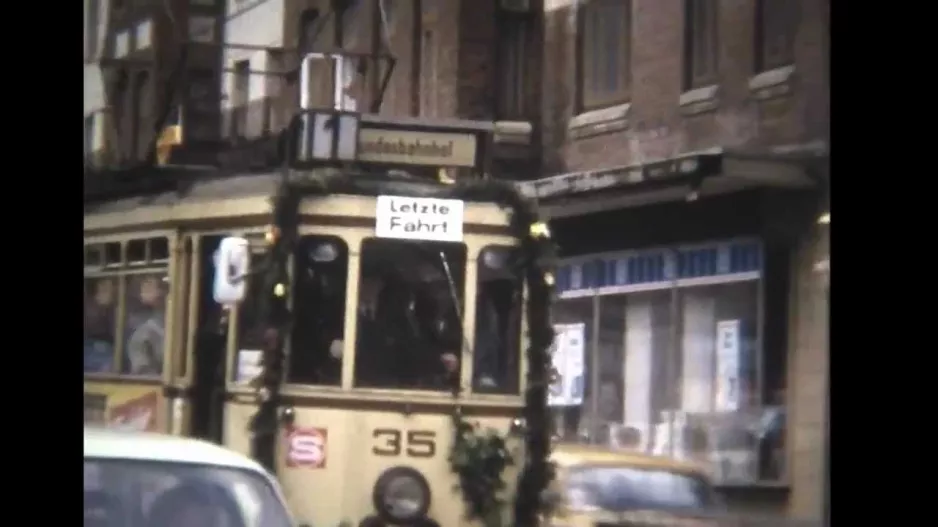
[{"xmin": 515, "ymin": 142, "xmax": 827, "ymax": 219}]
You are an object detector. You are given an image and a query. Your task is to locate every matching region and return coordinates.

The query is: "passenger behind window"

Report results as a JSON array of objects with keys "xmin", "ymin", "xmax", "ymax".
[
  {"xmin": 473, "ymin": 246, "xmax": 523, "ymax": 393},
  {"xmin": 288, "ymin": 236, "xmax": 349, "ymax": 385},
  {"xmin": 354, "ymin": 239, "xmax": 465, "ymax": 390},
  {"xmin": 85, "ymin": 278, "xmax": 117, "ymax": 373},
  {"xmin": 124, "ymin": 275, "xmax": 167, "ymax": 375}
]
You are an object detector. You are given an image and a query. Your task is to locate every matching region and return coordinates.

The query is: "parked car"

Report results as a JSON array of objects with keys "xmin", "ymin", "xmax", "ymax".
[
  {"xmin": 84, "ymin": 427, "xmax": 294, "ymax": 527},
  {"xmin": 546, "ymin": 443, "xmax": 722, "ymax": 527}
]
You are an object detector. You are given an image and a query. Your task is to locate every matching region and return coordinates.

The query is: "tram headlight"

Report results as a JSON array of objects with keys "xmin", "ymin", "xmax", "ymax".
[{"xmin": 372, "ymin": 467, "xmax": 431, "ymax": 523}]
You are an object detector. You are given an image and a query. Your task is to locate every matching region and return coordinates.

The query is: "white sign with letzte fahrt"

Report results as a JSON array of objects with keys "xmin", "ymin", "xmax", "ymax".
[{"xmin": 375, "ymin": 195, "xmax": 464, "ymax": 242}]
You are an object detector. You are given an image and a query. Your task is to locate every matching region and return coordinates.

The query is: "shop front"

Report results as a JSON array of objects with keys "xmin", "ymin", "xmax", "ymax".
[{"xmin": 519, "ymin": 150, "xmax": 828, "ymax": 514}]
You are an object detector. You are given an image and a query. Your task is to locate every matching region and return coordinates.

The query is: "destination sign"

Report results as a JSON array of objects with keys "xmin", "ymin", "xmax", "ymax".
[
  {"xmin": 358, "ymin": 128, "xmax": 478, "ymax": 168},
  {"xmin": 374, "ymin": 195, "xmax": 465, "ymax": 242}
]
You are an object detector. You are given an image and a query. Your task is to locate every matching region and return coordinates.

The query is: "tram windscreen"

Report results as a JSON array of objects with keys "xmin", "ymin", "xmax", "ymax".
[
  {"xmin": 473, "ymin": 246, "xmax": 523, "ymax": 394},
  {"xmin": 353, "ymin": 239, "xmax": 466, "ymax": 390}
]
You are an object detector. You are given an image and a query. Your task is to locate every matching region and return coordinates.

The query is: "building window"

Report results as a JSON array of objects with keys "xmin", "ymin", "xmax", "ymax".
[
  {"xmin": 754, "ymin": 0, "xmax": 795, "ymax": 72},
  {"xmin": 578, "ymin": 0, "xmax": 631, "ymax": 111},
  {"xmin": 136, "ymin": 19, "xmax": 153, "ymax": 50},
  {"xmin": 231, "ymin": 60, "xmax": 250, "ymax": 138},
  {"xmin": 683, "ymin": 0, "xmax": 719, "ymax": 90},
  {"xmin": 552, "ymin": 241, "xmax": 787, "ymax": 484},
  {"xmin": 496, "ymin": 14, "xmax": 530, "ymax": 120},
  {"xmin": 186, "ymin": 69, "xmax": 219, "ymax": 141},
  {"xmin": 85, "ymin": 0, "xmax": 100, "ymax": 60},
  {"xmin": 265, "ymin": 50, "xmax": 284, "ymax": 133},
  {"xmin": 298, "ymin": 9, "xmax": 321, "ymax": 54},
  {"xmin": 84, "ymin": 114, "xmax": 96, "ymax": 157},
  {"xmin": 115, "ymin": 29, "xmax": 131, "ymax": 59},
  {"xmin": 132, "ymin": 72, "xmax": 150, "ymax": 159},
  {"xmin": 189, "ymin": 16, "xmax": 216, "ymax": 44},
  {"xmin": 112, "ymin": 70, "xmax": 129, "ymax": 161}
]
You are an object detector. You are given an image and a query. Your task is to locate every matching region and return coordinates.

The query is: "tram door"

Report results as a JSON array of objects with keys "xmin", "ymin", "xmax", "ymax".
[{"xmin": 188, "ymin": 235, "xmax": 227, "ymax": 443}]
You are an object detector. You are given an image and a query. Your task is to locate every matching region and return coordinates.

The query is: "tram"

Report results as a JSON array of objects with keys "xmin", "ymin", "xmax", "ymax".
[{"xmin": 84, "ymin": 79, "xmax": 557, "ymax": 525}]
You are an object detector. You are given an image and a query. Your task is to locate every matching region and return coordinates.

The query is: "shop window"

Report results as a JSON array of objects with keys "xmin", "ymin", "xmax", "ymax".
[{"xmin": 552, "ymin": 241, "xmax": 788, "ymax": 485}]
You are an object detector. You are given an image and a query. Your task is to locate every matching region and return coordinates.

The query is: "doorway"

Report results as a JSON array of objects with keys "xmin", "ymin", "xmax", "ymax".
[{"xmin": 189, "ymin": 235, "xmax": 227, "ymax": 444}]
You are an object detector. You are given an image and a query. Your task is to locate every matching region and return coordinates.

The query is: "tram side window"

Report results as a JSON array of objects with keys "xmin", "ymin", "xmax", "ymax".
[
  {"xmin": 354, "ymin": 239, "xmax": 467, "ymax": 390},
  {"xmin": 288, "ymin": 236, "xmax": 349, "ymax": 385},
  {"xmin": 85, "ymin": 277, "xmax": 118, "ymax": 374},
  {"xmin": 473, "ymin": 246, "xmax": 523, "ymax": 394},
  {"xmin": 122, "ymin": 274, "xmax": 169, "ymax": 375},
  {"xmin": 235, "ymin": 249, "xmax": 272, "ymax": 383}
]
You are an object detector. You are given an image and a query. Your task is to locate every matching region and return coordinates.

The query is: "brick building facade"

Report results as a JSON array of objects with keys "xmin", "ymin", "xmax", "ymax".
[
  {"xmin": 83, "ymin": 0, "xmax": 224, "ymax": 167},
  {"xmin": 529, "ymin": 0, "xmax": 829, "ymax": 519}
]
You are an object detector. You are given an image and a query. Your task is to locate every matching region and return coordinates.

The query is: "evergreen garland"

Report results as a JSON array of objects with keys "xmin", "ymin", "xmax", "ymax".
[{"xmin": 247, "ymin": 171, "xmax": 557, "ymax": 526}]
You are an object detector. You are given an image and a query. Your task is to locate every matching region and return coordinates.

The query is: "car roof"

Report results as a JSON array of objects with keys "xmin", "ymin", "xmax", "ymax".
[
  {"xmin": 84, "ymin": 427, "xmax": 267, "ymax": 474},
  {"xmin": 551, "ymin": 443, "xmax": 707, "ymax": 476}
]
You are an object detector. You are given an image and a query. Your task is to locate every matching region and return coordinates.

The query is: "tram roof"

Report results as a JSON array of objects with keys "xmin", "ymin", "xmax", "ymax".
[{"xmin": 84, "ymin": 169, "xmax": 525, "ymax": 219}]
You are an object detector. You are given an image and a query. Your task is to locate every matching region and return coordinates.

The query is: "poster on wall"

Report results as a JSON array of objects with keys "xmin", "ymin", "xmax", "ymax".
[
  {"xmin": 84, "ymin": 385, "xmax": 162, "ymax": 432},
  {"xmin": 235, "ymin": 349, "xmax": 264, "ymax": 384},
  {"xmin": 549, "ymin": 323, "xmax": 585, "ymax": 407},
  {"xmin": 715, "ymin": 319, "xmax": 741, "ymax": 412}
]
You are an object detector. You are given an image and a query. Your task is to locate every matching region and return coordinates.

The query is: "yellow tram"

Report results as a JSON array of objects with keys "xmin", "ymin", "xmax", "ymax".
[{"xmin": 84, "ymin": 111, "xmax": 557, "ymax": 526}]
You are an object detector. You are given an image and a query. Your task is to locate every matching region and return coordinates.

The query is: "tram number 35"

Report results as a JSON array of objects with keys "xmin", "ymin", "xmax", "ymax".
[{"xmin": 372, "ymin": 429, "xmax": 436, "ymax": 458}]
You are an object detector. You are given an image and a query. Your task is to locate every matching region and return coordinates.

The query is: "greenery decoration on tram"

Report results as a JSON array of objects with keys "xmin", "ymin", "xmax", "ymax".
[{"xmin": 249, "ymin": 169, "xmax": 557, "ymax": 526}]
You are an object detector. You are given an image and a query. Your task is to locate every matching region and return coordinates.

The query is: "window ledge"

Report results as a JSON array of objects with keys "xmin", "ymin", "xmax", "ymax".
[
  {"xmin": 494, "ymin": 120, "xmax": 533, "ymax": 146},
  {"xmin": 680, "ymin": 85, "xmax": 719, "ymax": 116},
  {"xmin": 749, "ymin": 65, "xmax": 796, "ymax": 101},
  {"xmin": 568, "ymin": 103, "xmax": 631, "ymax": 139}
]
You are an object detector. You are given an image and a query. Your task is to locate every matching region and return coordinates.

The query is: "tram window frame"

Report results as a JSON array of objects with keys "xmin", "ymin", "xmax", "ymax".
[
  {"xmin": 472, "ymin": 245, "xmax": 524, "ymax": 394},
  {"xmin": 286, "ymin": 235, "xmax": 350, "ymax": 386},
  {"xmin": 353, "ymin": 238, "xmax": 468, "ymax": 391},
  {"xmin": 232, "ymin": 239, "xmax": 273, "ymax": 384},
  {"xmin": 83, "ymin": 237, "xmax": 172, "ymax": 378}
]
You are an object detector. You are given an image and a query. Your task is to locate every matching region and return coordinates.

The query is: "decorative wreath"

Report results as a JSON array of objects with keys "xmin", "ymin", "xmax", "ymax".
[{"xmin": 248, "ymin": 170, "xmax": 557, "ymax": 527}]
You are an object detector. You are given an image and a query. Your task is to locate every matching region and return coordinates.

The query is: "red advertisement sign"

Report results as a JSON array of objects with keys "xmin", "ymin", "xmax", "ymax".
[
  {"xmin": 107, "ymin": 392, "xmax": 159, "ymax": 432},
  {"xmin": 286, "ymin": 426, "xmax": 327, "ymax": 469}
]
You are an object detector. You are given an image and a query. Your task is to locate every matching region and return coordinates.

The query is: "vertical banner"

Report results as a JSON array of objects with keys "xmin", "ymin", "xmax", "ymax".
[
  {"xmin": 549, "ymin": 323, "xmax": 585, "ymax": 407},
  {"xmin": 715, "ymin": 319, "xmax": 741, "ymax": 412}
]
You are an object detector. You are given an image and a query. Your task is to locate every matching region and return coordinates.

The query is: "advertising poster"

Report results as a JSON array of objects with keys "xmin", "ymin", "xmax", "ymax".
[
  {"xmin": 714, "ymin": 319, "xmax": 741, "ymax": 412},
  {"xmin": 83, "ymin": 383, "xmax": 164, "ymax": 432},
  {"xmin": 236, "ymin": 349, "xmax": 264, "ymax": 384},
  {"xmin": 549, "ymin": 323, "xmax": 585, "ymax": 407}
]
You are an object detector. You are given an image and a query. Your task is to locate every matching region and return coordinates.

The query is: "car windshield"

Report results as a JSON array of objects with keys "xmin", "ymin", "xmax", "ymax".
[
  {"xmin": 566, "ymin": 465, "xmax": 716, "ymax": 513},
  {"xmin": 84, "ymin": 458, "xmax": 292, "ymax": 527}
]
